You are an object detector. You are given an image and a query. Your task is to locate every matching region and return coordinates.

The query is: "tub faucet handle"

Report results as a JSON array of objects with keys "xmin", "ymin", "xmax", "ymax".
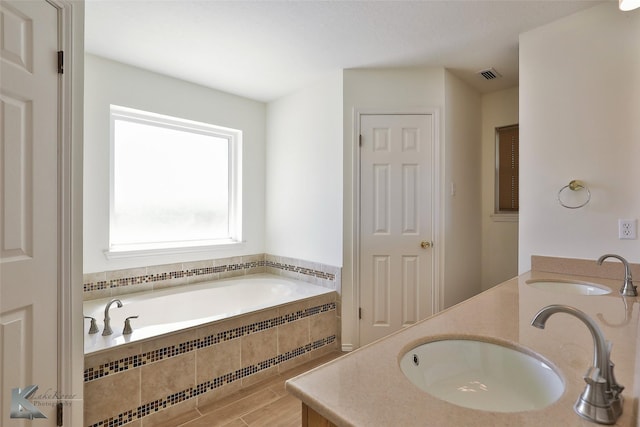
[
  {"xmin": 84, "ymin": 316, "xmax": 99, "ymax": 334},
  {"xmin": 123, "ymin": 316, "xmax": 138, "ymax": 335}
]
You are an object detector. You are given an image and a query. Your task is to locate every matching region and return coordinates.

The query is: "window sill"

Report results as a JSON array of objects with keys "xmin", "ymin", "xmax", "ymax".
[
  {"xmin": 104, "ymin": 240, "xmax": 245, "ymax": 260},
  {"xmin": 490, "ymin": 213, "xmax": 519, "ymax": 223}
]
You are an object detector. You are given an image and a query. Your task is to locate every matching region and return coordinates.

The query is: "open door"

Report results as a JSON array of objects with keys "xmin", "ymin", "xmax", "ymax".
[{"xmin": 1, "ymin": 1, "xmax": 65, "ymax": 424}]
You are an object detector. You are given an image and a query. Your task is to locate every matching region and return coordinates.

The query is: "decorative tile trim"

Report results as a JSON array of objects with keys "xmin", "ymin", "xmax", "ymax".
[
  {"xmin": 87, "ymin": 335, "xmax": 336, "ymax": 427},
  {"xmin": 83, "ymin": 255, "xmax": 336, "ymax": 293},
  {"xmin": 84, "ymin": 302, "xmax": 336, "ymax": 382},
  {"xmin": 264, "ymin": 260, "xmax": 336, "ymax": 280},
  {"xmin": 83, "ymin": 262, "xmax": 261, "ymax": 292}
]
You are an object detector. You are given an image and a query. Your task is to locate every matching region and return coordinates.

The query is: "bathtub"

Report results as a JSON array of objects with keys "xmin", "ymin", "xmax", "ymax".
[
  {"xmin": 83, "ymin": 273, "xmax": 334, "ymax": 354},
  {"xmin": 84, "ymin": 272, "xmax": 338, "ymax": 426}
]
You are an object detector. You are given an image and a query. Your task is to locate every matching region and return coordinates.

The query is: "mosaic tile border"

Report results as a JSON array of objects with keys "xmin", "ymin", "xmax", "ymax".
[
  {"xmin": 87, "ymin": 335, "xmax": 336, "ymax": 427},
  {"xmin": 84, "ymin": 302, "xmax": 336, "ymax": 382},
  {"xmin": 84, "ymin": 259, "xmax": 336, "ymax": 293}
]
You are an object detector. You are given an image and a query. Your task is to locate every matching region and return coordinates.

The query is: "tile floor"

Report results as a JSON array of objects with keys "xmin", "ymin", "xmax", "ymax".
[{"xmin": 154, "ymin": 351, "xmax": 345, "ymax": 427}]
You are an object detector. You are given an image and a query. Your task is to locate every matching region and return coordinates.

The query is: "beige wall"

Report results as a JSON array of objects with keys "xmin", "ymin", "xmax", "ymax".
[
  {"xmin": 481, "ymin": 87, "xmax": 519, "ymax": 291},
  {"xmin": 342, "ymin": 68, "xmax": 446, "ymax": 349},
  {"xmin": 519, "ymin": 3, "xmax": 640, "ymax": 272},
  {"xmin": 443, "ymin": 72, "xmax": 482, "ymax": 307},
  {"xmin": 341, "ymin": 68, "xmax": 482, "ymax": 349}
]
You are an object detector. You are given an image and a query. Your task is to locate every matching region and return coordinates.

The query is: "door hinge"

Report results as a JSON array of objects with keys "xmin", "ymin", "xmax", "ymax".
[
  {"xmin": 359, "ymin": 307, "xmax": 362, "ymax": 319},
  {"xmin": 359, "ymin": 134, "xmax": 362, "ymax": 147},
  {"xmin": 56, "ymin": 402, "xmax": 63, "ymax": 426},
  {"xmin": 57, "ymin": 51, "xmax": 64, "ymax": 74}
]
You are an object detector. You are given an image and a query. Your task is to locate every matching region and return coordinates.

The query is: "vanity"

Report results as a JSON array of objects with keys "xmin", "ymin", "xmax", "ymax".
[{"xmin": 285, "ymin": 257, "xmax": 639, "ymax": 426}]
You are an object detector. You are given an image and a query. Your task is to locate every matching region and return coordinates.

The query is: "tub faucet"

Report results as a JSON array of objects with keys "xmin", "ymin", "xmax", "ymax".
[
  {"xmin": 597, "ymin": 253, "xmax": 638, "ymax": 297},
  {"xmin": 531, "ymin": 304, "xmax": 623, "ymax": 424},
  {"xmin": 102, "ymin": 299, "xmax": 123, "ymax": 336}
]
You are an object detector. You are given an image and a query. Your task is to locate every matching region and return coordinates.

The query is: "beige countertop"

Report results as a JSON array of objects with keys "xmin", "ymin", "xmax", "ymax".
[{"xmin": 286, "ymin": 269, "xmax": 639, "ymax": 426}]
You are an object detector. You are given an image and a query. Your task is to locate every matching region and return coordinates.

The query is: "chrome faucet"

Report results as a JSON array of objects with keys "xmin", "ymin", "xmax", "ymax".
[
  {"xmin": 531, "ymin": 304, "xmax": 623, "ymax": 424},
  {"xmin": 597, "ymin": 253, "xmax": 638, "ymax": 296},
  {"xmin": 102, "ymin": 299, "xmax": 123, "ymax": 336}
]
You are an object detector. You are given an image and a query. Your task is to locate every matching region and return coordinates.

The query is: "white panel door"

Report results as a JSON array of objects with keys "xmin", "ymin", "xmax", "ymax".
[
  {"xmin": 359, "ymin": 114, "xmax": 434, "ymax": 345},
  {"xmin": 1, "ymin": 0, "xmax": 60, "ymax": 424}
]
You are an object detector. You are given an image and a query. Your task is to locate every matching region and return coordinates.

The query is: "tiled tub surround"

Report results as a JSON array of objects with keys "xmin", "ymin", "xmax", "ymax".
[
  {"xmin": 84, "ymin": 290, "xmax": 338, "ymax": 427},
  {"xmin": 82, "ymin": 254, "xmax": 341, "ymax": 300}
]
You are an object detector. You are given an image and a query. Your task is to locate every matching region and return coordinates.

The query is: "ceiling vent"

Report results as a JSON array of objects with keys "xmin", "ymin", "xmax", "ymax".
[{"xmin": 477, "ymin": 68, "xmax": 502, "ymax": 80}]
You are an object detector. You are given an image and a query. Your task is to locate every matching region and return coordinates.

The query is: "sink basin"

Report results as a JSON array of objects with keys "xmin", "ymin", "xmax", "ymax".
[
  {"xmin": 399, "ymin": 338, "xmax": 564, "ymax": 412},
  {"xmin": 526, "ymin": 279, "xmax": 611, "ymax": 295}
]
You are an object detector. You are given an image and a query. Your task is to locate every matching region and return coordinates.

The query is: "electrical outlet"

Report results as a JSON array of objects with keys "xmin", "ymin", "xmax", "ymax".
[{"xmin": 618, "ymin": 219, "xmax": 637, "ymax": 240}]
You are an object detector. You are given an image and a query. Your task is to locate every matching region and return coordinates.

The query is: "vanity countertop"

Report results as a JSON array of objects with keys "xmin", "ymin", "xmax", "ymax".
[{"xmin": 285, "ymin": 270, "xmax": 639, "ymax": 426}]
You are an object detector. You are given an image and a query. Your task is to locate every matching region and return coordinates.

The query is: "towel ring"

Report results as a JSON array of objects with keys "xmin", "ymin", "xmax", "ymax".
[{"xmin": 557, "ymin": 180, "xmax": 591, "ymax": 209}]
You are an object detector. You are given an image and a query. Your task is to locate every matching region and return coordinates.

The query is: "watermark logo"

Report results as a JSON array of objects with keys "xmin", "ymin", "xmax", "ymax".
[{"xmin": 10, "ymin": 385, "xmax": 47, "ymax": 419}]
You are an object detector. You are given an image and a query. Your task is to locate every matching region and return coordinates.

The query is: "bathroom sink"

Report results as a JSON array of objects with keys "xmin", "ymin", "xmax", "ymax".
[
  {"xmin": 399, "ymin": 338, "xmax": 564, "ymax": 412},
  {"xmin": 526, "ymin": 279, "xmax": 610, "ymax": 295}
]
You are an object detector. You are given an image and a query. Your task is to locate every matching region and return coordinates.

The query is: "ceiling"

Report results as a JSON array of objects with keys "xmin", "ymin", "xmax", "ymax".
[{"xmin": 84, "ymin": 0, "xmax": 603, "ymax": 103}]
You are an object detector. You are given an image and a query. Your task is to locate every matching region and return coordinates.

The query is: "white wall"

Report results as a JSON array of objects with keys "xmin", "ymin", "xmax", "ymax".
[
  {"xmin": 265, "ymin": 72, "xmax": 344, "ymax": 267},
  {"xmin": 83, "ymin": 55, "xmax": 266, "ymax": 273},
  {"xmin": 481, "ymin": 87, "xmax": 519, "ymax": 290},
  {"xmin": 443, "ymin": 71, "xmax": 482, "ymax": 307},
  {"xmin": 519, "ymin": 3, "xmax": 640, "ymax": 273}
]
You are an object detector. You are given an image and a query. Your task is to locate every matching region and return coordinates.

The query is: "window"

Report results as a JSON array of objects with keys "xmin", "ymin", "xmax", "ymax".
[
  {"xmin": 108, "ymin": 105, "xmax": 242, "ymax": 255},
  {"xmin": 495, "ymin": 124, "xmax": 519, "ymax": 213}
]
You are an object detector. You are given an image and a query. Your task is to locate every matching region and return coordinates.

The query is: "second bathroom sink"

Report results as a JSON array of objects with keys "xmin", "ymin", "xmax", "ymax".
[
  {"xmin": 526, "ymin": 279, "xmax": 611, "ymax": 295},
  {"xmin": 399, "ymin": 337, "xmax": 564, "ymax": 412}
]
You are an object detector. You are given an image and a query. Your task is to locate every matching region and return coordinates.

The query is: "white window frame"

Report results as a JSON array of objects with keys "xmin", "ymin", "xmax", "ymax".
[{"xmin": 106, "ymin": 105, "xmax": 243, "ymax": 258}]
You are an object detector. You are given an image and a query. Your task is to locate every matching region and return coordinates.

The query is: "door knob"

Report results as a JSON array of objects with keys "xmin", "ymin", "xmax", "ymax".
[{"xmin": 420, "ymin": 241, "xmax": 433, "ymax": 249}]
